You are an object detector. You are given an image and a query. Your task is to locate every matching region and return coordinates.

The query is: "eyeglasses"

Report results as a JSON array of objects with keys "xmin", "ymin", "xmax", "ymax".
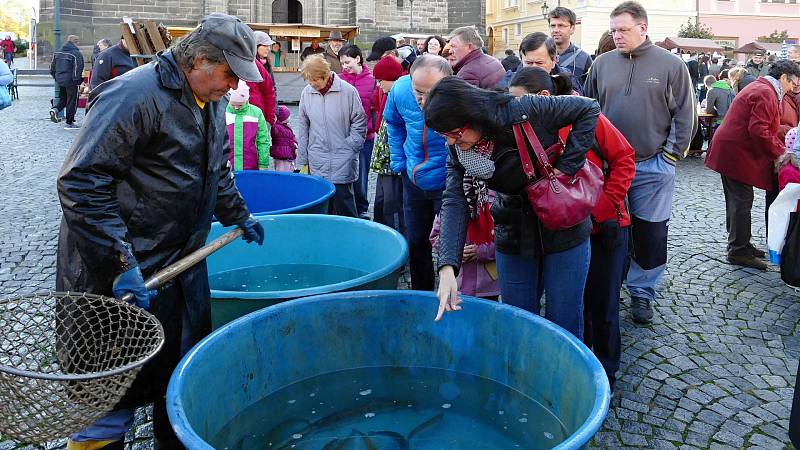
[
  {"xmin": 608, "ymin": 23, "xmax": 643, "ymax": 36},
  {"xmin": 437, "ymin": 124, "xmax": 469, "ymax": 140}
]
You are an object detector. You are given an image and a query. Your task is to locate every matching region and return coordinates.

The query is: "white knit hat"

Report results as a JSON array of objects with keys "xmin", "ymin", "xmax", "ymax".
[{"xmin": 229, "ymin": 80, "xmax": 250, "ymax": 106}]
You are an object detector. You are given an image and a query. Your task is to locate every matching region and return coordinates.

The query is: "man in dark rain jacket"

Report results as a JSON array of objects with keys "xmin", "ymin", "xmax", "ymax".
[
  {"xmin": 89, "ymin": 38, "xmax": 134, "ymax": 90},
  {"xmin": 56, "ymin": 13, "xmax": 265, "ymax": 450},
  {"xmin": 49, "ymin": 35, "xmax": 85, "ymax": 129}
]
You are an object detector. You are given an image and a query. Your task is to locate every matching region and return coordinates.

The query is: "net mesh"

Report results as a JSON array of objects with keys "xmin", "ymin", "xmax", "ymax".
[{"xmin": 0, "ymin": 291, "xmax": 164, "ymax": 444}]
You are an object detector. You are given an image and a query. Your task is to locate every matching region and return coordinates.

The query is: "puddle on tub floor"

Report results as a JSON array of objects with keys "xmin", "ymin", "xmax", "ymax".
[
  {"xmin": 210, "ymin": 366, "xmax": 568, "ymax": 450},
  {"xmin": 209, "ymin": 264, "xmax": 369, "ymax": 292}
]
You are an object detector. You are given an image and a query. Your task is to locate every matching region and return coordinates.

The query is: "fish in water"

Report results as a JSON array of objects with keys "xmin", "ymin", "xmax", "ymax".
[
  {"xmin": 408, "ymin": 412, "xmax": 444, "ymax": 440},
  {"xmin": 264, "ymin": 417, "xmax": 312, "ymax": 446},
  {"xmin": 322, "ymin": 429, "xmax": 367, "ymax": 450},
  {"xmin": 364, "ymin": 431, "xmax": 407, "ymax": 450},
  {"xmin": 273, "ymin": 400, "xmax": 405, "ymax": 449}
]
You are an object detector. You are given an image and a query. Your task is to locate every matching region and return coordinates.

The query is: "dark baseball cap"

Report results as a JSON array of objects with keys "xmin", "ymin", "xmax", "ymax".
[
  {"xmin": 198, "ymin": 13, "xmax": 263, "ymax": 82},
  {"xmin": 367, "ymin": 36, "xmax": 397, "ymax": 61}
]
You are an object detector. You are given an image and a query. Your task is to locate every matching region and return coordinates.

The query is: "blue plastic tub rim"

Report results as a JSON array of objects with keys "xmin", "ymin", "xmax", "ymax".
[
  {"xmin": 209, "ymin": 215, "xmax": 410, "ymax": 300},
  {"xmin": 234, "ymin": 171, "xmax": 335, "ymax": 216},
  {"xmin": 167, "ymin": 290, "xmax": 611, "ymax": 450}
]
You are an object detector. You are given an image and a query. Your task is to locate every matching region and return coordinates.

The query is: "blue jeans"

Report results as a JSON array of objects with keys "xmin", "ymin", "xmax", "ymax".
[
  {"xmin": 496, "ymin": 238, "xmax": 591, "ymax": 339},
  {"xmin": 584, "ymin": 228, "xmax": 629, "ymax": 390},
  {"xmin": 626, "ymin": 155, "xmax": 675, "ymax": 302},
  {"xmin": 402, "ymin": 171, "xmax": 442, "ymax": 291},
  {"xmin": 354, "ymin": 139, "xmax": 374, "ymax": 216}
]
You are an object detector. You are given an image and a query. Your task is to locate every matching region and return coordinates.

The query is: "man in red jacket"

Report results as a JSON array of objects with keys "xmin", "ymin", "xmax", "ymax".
[
  {"xmin": 706, "ymin": 60, "xmax": 800, "ymax": 269},
  {"xmin": 448, "ymin": 26, "xmax": 505, "ymax": 89}
]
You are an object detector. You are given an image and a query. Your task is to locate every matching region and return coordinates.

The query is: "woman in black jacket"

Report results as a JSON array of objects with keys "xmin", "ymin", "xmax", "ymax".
[{"xmin": 424, "ymin": 76, "xmax": 599, "ymax": 339}]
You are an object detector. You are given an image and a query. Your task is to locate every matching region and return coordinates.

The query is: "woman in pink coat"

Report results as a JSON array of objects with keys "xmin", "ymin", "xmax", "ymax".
[{"xmin": 339, "ymin": 44, "xmax": 377, "ymax": 219}]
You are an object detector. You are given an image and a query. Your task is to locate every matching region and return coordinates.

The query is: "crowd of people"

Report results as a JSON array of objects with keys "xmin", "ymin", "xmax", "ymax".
[
  {"xmin": 304, "ymin": 1, "xmax": 798, "ymax": 398},
  {"xmin": 30, "ymin": 4, "xmax": 800, "ymax": 446}
]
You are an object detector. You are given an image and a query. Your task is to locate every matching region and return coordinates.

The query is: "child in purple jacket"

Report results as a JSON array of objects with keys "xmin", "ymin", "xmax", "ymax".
[
  {"xmin": 271, "ymin": 105, "xmax": 298, "ymax": 172},
  {"xmin": 430, "ymin": 189, "xmax": 499, "ymax": 299}
]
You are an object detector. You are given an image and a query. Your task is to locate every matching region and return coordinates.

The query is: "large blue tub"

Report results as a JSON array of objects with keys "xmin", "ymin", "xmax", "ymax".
[
  {"xmin": 206, "ymin": 215, "xmax": 408, "ymax": 328},
  {"xmin": 168, "ymin": 291, "xmax": 611, "ymax": 449},
  {"xmin": 234, "ymin": 171, "xmax": 335, "ymax": 215}
]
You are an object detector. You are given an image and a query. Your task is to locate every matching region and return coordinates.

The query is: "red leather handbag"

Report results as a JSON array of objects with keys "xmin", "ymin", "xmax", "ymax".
[{"xmin": 513, "ymin": 121, "xmax": 603, "ymax": 231}]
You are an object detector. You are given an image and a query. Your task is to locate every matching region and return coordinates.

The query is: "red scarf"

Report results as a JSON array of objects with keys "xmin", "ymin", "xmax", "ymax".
[
  {"xmin": 318, "ymin": 73, "xmax": 335, "ymax": 95},
  {"xmin": 464, "ymin": 137, "xmax": 495, "ymax": 245}
]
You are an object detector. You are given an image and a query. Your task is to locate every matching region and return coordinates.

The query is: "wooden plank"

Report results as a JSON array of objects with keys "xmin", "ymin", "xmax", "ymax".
[
  {"xmin": 144, "ymin": 21, "xmax": 168, "ymax": 51},
  {"xmin": 119, "ymin": 23, "xmax": 144, "ymax": 66},
  {"xmin": 133, "ymin": 21, "xmax": 155, "ymax": 57}
]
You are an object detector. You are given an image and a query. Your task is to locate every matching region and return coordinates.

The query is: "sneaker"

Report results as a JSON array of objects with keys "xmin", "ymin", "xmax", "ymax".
[
  {"xmin": 630, "ymin": 296, "xmax": 653, "ymax": 324},
  {"xmin": 746, "ymin": 243, "xmax": 766, "ymax": 258},
  {"xmin": 64, "ymin": 123, "xmax": 80, "ymax": 130},
  {"xmin": 49, "ymin": 108, "xmax": 61, "ymax": 123},
  {"xmin": 727, "ymin": 251, "xmax": 768, "ymax": 270}
]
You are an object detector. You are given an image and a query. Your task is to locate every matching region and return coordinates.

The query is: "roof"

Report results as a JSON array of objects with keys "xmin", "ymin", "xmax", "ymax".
[
  {"xmin": 659, "ymin": 37, "xmax": 724, "ymax": 52},
  {"xmin": 167, "ymin": 23, "xmax": 359, "ymax": 41},
  {"xmin": 733, "ymin": 41, "xmax": 784, "ymax": 54}
]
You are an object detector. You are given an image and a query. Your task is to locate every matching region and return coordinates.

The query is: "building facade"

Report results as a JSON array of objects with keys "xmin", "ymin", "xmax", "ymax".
[
  {"xmin": 487, "ymin": 0, "xmax": 800, "ymax": 59},
  {"xmin": 699, "ymin": 0, "xmax": 800, "ymax": 50},
  {"xmin": 486, "ymin": 0, "xmax": 695, "ymax": 57},
  {"xmin": 36, "ymin": 0, "xmax": 485, "ymax": 63}
]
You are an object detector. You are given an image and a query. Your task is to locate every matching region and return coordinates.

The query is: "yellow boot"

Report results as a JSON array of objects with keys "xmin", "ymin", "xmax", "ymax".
[{"xmin": 66, "ymin": 439, "xmax": 123, "ymax": 450}]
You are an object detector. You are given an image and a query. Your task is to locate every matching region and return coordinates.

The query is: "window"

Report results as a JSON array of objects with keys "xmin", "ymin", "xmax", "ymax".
[
  {"xmin": 503, "ymin": 28, "xmax": 509, "ymax": 44},
  {"xmin": 397, "ymin": 0, "xmax": 403, "ymax": 7},
  {"xmin": 515, "ymin": 23, "xmax": 521, "ymax": 36}
]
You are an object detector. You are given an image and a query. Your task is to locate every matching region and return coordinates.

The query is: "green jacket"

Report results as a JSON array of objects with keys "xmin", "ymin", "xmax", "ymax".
[
  {"xmin": 225, "ymin": 102, "xmax": 271, "ymax": 170},
  {"xmin": 370, "ymin": 120, "xmax": 397, "ymax": 176}
]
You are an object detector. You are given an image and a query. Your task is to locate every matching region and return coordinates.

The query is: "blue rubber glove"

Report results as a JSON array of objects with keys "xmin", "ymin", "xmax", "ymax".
[
  {"xmin": 112, "ymin": 266, "xmax": 156, "ymax": 310},
  {"xmin": 238, "ymin": 216, "xmax": 265, "ymax": 245}
]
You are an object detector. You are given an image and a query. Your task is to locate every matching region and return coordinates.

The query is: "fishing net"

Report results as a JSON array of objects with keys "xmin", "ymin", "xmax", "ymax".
[{"xmin": 0, "ymin": 291, "xmax": 164, "ymax": 444}]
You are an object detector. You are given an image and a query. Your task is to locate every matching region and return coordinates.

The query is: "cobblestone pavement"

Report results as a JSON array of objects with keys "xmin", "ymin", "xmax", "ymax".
[{"xmin": 1, "ymin": 85, "xmax": 798, "ymax": 449}]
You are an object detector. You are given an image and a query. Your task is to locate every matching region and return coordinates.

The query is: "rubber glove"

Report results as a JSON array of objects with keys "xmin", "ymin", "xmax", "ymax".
[
  {"xmin": 299, "ymin": 165, "xmax": 309, "ymax": 174},
  {"xmin": 112, "ymin": 266, "xmax": 156, "ymax": 310},
  {"xmin": 238, "ymin": 216, "xmax": 265, "ymax": 245}
]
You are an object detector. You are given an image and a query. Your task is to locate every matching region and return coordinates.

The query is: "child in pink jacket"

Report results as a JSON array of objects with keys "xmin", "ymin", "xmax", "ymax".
[{"xmin": 430, "ymin": 189, "xmax": 499, "ymax": 299}]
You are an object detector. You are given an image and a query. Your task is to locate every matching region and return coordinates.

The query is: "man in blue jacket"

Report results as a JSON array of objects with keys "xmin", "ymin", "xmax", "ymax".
[
  {"xmin": 49, "ymin": 35, "xmax": 85, "ymax": 129},
  {"xmin": 383, "ymin": 54, "xmax": 452, "ymax": 290}
]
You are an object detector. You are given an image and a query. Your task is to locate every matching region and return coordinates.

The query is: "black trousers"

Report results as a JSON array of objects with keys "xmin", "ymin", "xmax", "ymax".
[
  {"xmin": 791, "ymin": 360, "xmax": 800, "ymax": 447},
  {"xmin": 55, "ymin": 84, "xmax": 79, "ymax": 124},
  {"xmin": 373, "ymin": 174, "xmax": 404, "ymax": 234},
  {"xmin": 330, "ymin": 183, "xmax": 358, "ymax": 217},
  {"xmin": 401, "ymin": 171, "xmax": 442, "ymax": 291},
  {"xmin": 584, "ymin": 228, "xmax": 629, "ymax": 391},
  {"xmin": 721, "ymin": 175, "xmax": 754, "ymax": 254}
]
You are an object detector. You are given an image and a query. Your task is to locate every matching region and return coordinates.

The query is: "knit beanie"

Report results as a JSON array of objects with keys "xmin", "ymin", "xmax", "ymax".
[
  {"xmin": 229, "ymin": 80, "xmax": 250, "ymax": 107},
  {"xmin": 786, "ymin": 127, "xmax": 798, "ymax": 153},
  {"xmin": 373, "ymin": 55, "xmax": 404, "ymax": 82},
  {"xmin": 277, "ymin": 105, "xmax": 291, "ymax": 122}
]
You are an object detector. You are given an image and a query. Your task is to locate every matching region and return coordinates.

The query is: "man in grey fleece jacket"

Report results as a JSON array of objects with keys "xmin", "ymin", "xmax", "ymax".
[{"xmin": 584, "ymin": 0, "xmax": 696, "ymax": 324}]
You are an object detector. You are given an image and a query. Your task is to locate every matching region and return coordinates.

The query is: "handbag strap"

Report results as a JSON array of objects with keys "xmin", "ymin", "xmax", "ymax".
[{"xmin": 513, "ymin": 121, "xmax": 556, "ymax": 180}]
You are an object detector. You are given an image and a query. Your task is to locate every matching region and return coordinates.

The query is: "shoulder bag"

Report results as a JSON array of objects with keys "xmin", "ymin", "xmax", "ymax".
[{"xmin": 513, "ymin": 120, "xmax": 603, "ymax": 231}]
